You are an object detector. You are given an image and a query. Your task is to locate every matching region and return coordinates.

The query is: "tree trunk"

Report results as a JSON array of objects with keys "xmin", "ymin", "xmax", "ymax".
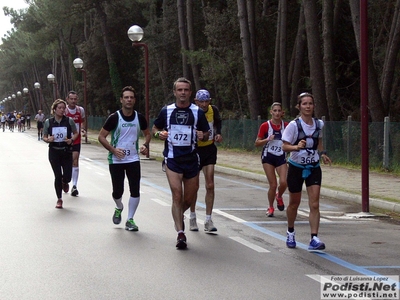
[
  {"xmin": 262, "ymin": 0, "xmax": 268, "ymax": 17},
  {"xmin": 247, "ymin": 0, "xmax": 259, "ymax": 96},
  {"xmin": 186, "ymin": 0, "xmax": 201, "ymax": 90},
  {"xmin": 302, "ymin": 0, "xmax": 328, "ymax": 118},
  {"xmin": 95, "ymin": 2, "xmax": 121, "ymax": 100},
  {"xmin": 237, "ymin": 0, "xmax": 260, "ymax": 119},
  {"xmin": 289, "ymin": 4, "xmax": 306, "ymax": 117},
  {"xmin": 279, "ymin": 0, "xmax": 289, "ymax": 110},
  {"xmin": 380, "ymin": 0, "xmax": 400, "ymax": 114},
  {"xmin": 160, "ymin": 0, "xmax": 171, "ymax": 100},
  {"xmin": 177, "ymin": 0, "xmax": 190, "ymax": 78},
  {"xmin": 322, "ymin": 0, "xmax": 340, "ymax": 121},
  {"xmin": 349, "ymin": 0, "xmax": 385, "ymax": 122},
  {"xmin": 333, "ymin": 0, "xmax": 345, "ymax": 37},
  {"xmin": 375, "ymin": 2, "xmax": 395, "ymax": 50},
  {"xmin": 273, "ymin": 0, "xmax": 281, "ymax": 104}
]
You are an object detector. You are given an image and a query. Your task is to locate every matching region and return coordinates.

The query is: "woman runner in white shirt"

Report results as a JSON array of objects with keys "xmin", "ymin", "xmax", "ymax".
[{"xmin": 282, "ymin": 93, "xmax": 331, "ymax": 251}]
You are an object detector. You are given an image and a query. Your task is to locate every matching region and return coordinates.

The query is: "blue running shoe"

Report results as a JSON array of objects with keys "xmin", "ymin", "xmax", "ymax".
[
  {"xmin": 286, "ymin": 231, "xmax": 296, "ymax": 248},
  {"xmin": 308, "ymin": 236, "xmax": 325, "ymax": 251}
]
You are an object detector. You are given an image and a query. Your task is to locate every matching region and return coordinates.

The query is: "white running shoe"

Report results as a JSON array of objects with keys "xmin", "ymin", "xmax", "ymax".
[
  {"xmin": 204, "ymin": 219, "xmax": 217, "ymax": 232},
  {"xmin": 190, "ymin": 218, "xmax": 199, "ymax": 231}
]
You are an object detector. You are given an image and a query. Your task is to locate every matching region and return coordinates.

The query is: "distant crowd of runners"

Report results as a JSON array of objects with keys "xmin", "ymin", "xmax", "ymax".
[{"xmin": 1, "ymin": 110, "xmax": 32, "ymax": 132}]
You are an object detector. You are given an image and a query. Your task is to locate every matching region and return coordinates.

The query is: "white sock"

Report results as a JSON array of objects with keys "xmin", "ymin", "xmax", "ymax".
[
  {"xmin": 205, "ymin": 215, "xmax": 211, "ymax": 221},
  {"xmin": 190, "ymin": 212, "xmax": 196, "ymax": 219},
  {"xmin": 72, "ymin": 167, "xmax": 79, "ymax": 186},
  {"xmin": 127, "ymin": 196, "xmax": 140, "ymax": 220},
  {"xmin": 113, "ymin": 197, "xmax": 123, "ymax": 210}
]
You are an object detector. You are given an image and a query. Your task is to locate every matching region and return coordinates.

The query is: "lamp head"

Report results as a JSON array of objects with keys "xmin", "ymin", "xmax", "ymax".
[
  {"xmin": 47, "ymin": 74, "xmax": 55, "ymax": 83},
  {"xmin": 73, "ymin": 58, "xmax": 84, "ymax": 69},
  {"xmin": 128, "ymin": 25, "xmax": 144, "ymax": 42}
]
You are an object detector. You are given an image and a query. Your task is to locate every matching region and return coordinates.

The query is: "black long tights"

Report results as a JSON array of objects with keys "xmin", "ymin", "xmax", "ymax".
[{"xmin": 48, "ymin": 147, "xmax": 73, "ymax": 199}]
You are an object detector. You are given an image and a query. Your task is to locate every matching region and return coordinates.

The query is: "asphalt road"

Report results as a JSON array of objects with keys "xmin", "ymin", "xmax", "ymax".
[{"xmin": 0, "ymin": 130, "xmax": 399, "ymax": 300}]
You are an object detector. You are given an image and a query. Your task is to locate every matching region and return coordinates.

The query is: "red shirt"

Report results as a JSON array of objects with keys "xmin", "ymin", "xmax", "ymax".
[
  {"xmin": 257, "ymin": 120, "xmax": 288, "ymax": 139},
  {"xmin": 65, "ymin": 106, "xmax": 84, "ymax": 144}
]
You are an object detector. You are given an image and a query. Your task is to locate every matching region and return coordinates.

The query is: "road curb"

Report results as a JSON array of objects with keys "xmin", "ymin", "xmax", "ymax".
[{"xmin": 214, "ymin": 165, "xmax": 400, "ymax": 214}]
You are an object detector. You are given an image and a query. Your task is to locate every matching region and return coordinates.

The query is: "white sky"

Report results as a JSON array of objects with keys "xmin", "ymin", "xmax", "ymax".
[{"xmin": 1, "ymin": 0, "xmax": 30, "ymax": 43}]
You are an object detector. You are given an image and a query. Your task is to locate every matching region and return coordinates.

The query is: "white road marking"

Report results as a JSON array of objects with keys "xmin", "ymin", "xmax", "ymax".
[
  {"xmin": 151, "ymin": 198, "xmax": 170, "ymax": 206},
  {"xmin": 213, "ymin": 209, "xmax": 246, "ymax": 223},
  {"xmin": 298, "ymin": 209, "xmax": 332, "ymax": 222},
  {"xmin": 230, "ymin": 236, "xmax": 270, "ymax": 253}
]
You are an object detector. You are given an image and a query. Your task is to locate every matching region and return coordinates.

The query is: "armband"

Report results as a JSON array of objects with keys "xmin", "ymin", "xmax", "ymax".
[{"xmin": 143, "ymin": 143, "xmax": 149, "ymax": 149}]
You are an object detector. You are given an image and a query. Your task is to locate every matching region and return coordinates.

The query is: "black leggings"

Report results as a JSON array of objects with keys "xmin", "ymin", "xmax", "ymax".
[
  {"xmin": 109, "ymin": 161, "xmax": 141, "ymax": 199},
  {"xmin": 48, "ymin": 147, "xmax": 73, "ymax": 199}
]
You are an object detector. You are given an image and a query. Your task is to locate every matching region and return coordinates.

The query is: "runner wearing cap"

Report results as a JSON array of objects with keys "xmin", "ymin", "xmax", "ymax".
[{"xmin": 189, "ymin": 89, "xmax": 223, "ymax": 232}]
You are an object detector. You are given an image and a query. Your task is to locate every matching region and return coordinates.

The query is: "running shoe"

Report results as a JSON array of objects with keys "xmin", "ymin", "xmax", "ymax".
[
  {"xmin": 308, "ymin": 236, "xmax": 325, "ymax": 251},
  {"xmin": 125, "ymin": 219, "xmax": 139, "ymax": 231},
  {"xmin": 71, "ymin": 185, "xmax": 79, "ymax": 197},
  {"xmin": 276, "ymin": 192, "xmax": 285, "ymax": 211},
  {"xmin": 55, "ymin": 199, "xmax": 63, "ymax": 209},
  {"xmin": 176, "ymin": 232, "xmax": 187, "ymax": 249},
  {"xmin": 266, "ymin": 207, "xmax": 274, "ymax": 217},
  {"xmin": 286, "ymin": 231, "xmax": 296, "ymax": 248},
  {"xmin": 204, "ymin": 219, "xmax": 217, "ymax": 232},
  {"xmin": 112, "ymin": 207, "xmax": 123, "ymax": 225},
  {"xmin": 62, "ymin": 182, "xmax": 69, "ymax": 193},
  {"xmin": 190, "ymin": 217, "xmax": 198, "ymax": 231}
]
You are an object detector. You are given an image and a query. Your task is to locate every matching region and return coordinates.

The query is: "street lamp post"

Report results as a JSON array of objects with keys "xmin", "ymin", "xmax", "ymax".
[
  {"xmin": 128, "ymin": 25, "xmax": 150, "ymax": 158},
  {"xmin": 23, "ymin": 88, "xmax": 33, "ymax": 129},
  {"xmin": 34, "ymin": 82, "xmax": 43, "ymax": 110},
  {"xmin": 12, "ymin": 94, "xmax": 16, "ymax": 111},
  {"xmin": 23, "ymin": 88, "xmax": 34, "ymax": 113},
  {"xmin": 7, "ymin": 96, "xmax": 12, "ymax": 112},
  {"xmin": 47, "ymin": 74, "xmax": 59, "ymax": 99},
  {"xmin": 17, "ymin": 91, "xmax": 22, "ymax": 112},
  {"xmin": 73, "ymin": 57, "xmax": 89, "ymax": 144}
]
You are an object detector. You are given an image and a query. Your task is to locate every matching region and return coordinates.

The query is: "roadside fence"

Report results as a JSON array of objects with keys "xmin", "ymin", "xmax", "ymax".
[{"xmin": 87, "ymin": 115, "xmax": 400, "ymax": 171}]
